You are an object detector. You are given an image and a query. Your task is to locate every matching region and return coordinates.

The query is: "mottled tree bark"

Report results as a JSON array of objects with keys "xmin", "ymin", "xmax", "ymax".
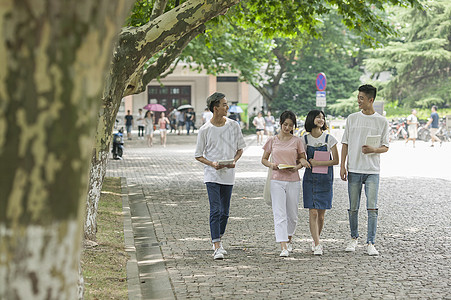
[
  {"xmin": 0, "ymin": 1, "xmax": 133, "ymax": 299},
  {"xmin": 84, "ymin": 0, "xmax": 240, "ymax": 241}
]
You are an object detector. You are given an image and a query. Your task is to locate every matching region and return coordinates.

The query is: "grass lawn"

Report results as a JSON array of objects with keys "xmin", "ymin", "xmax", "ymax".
[{"xmin": 82, "ymin": 177, "xmax": 128, "ymax": 299}]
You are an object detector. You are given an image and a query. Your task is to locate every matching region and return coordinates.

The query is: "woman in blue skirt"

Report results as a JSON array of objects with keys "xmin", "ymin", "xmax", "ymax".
[{"xmin": 302, "ymin": 110, "xmax": 339, "ymax": 255}]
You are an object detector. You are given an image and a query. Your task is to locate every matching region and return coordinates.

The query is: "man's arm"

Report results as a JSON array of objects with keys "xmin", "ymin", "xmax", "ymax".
[
  {"xmin": 361, "ymin": 145, "xmax": 389, "ymax": 154},
  {"xmin": 340, "ymin": 143, "xmax": 348, "ymax": 181},
  {"xmin": 196, "ymin": 156, "xmax": 224, "ymax": 170}
]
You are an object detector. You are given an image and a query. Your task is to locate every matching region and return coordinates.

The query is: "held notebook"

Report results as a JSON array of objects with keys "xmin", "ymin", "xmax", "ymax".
[{"xmin": 312, "ymin": 151, "xmax": 330, "ymax": 174}]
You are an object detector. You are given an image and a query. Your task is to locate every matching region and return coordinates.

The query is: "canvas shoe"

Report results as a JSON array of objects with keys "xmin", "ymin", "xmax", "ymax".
[
  {"xmin": 287, "ymin": 242, "xmax": 293, "ymax": 252},
  {"xmin": 367, "ymin": 243, "xmax": 379, "ymax": 256},
  {"xmin": 212, "ymin": 242, "xmax": 227, "ymax": 255},
  {"xmin": 213, "ymin": 248, "xmax": 224, "ymax": 260},
  {"xmin": 279, "ymin": 249, "xmax": 289, "ymax": 257},
  {"xmin": 345, "ymin": 238, "xmax": 358, "ymax": 252},
  {"xmin": 313, "ymin": 244, "xmax": 323, "ymax": 256}
]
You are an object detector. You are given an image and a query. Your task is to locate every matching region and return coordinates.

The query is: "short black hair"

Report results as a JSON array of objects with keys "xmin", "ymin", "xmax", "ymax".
[
  {"xmin": 432, "ymin": 105, "xmax": 437, "ymax": 111},
  {"xmin": 305, "ymin": 110, "xmax": 327, "ymax": 132},
  {"xmin": 358, "ymin": 84, "xmax": 377, "ymax": 101},
  {"xmin": 279, "ymin": 110, "xmax": 297, "ymax": 132},
  {"xmin": 206, "ymin": 92, "xmax": 226, "ymax": 112}
]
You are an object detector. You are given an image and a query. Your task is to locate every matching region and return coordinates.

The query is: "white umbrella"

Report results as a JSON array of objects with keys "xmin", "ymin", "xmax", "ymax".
[
  {"xmin": 177, "ymin": 104, "xmax": 194, "ymax": 111},
  {"xmin": 229, "ymin": 105, "xmax": 243, "ymax": 113}
]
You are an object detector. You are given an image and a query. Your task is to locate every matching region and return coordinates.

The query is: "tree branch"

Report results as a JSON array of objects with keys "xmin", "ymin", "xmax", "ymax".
[
  {"xmin": 116, "ymin": 0, "xmax": 240, "ymax": 95},
  {"xmin": 125, "ymin": 25, "xmax": 206, "ymax": 96},
  {"xmin": 150, "ymin": 0, "xmax": 169, "ymax": 20}
]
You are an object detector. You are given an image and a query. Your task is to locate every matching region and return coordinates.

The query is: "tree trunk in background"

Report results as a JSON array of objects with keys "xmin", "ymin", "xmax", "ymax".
[
  {"xmin": 0, "ymin": 1, "xmax": 133, "ymax": 298},
  {"xmin": 84, "ymin": 0, "xmax": 241, "ymax": 241}
]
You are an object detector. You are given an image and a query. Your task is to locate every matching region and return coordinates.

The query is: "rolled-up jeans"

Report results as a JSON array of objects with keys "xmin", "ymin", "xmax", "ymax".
[
  {"xmin": 206, "ymin": 182, "xmax": 233, "ymax": 243},
  {"xmin": 347, "ymin": 172, "xmax": 379, "ymax": 244}
]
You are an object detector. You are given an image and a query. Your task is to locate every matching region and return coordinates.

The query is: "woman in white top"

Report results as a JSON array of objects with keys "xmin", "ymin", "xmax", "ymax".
[
  {"xmin": 144, "ymin": 111, "xmax": 154, "ymax": 147},
  {"xmin": 406, "ymin": 109, "xmax": 418, "ymax": 148},
  {"xmin": 265, "ymin": 111, "xmax": 275, "ymax": 136},
  {"xmin": 302, "ymin": 110, "xmax": 339, "ymax": 256},
  {"xmin": 253, "ymin": 112, "xmax": 265, "ymax": 145}
]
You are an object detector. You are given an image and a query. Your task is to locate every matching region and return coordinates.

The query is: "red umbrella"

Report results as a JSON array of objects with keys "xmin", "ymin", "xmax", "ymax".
[{"xmin": 143, "ymin": 103, "xmax": 166, "ymax": 111}]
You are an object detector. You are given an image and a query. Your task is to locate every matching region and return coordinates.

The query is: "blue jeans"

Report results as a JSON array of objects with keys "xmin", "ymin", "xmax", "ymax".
[
  {"xmin": 186, "ymin": 121, "xmax": 193, "ymax": 134},
  {"xmin": 347, "ymin": 172, "xmax": 379, "ymax": 244},
  {"xmin": 206, "ymin": 183, "xmax": 233, "ymax": 243}
]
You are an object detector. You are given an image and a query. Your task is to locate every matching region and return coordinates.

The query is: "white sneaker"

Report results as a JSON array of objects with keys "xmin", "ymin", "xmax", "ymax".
[
  {"xmin": 212, "ymin": 243, "xmax": 227, "ymax": 255},
  {"xmin": 345, "ymin": 238, "xmax": 358, "ymax": 252},
  {"xmin": 213, "ymin": 248, "xmax": 224, "ymax": 260},
  {"xmin": 367, "ymin": 243, "xmax": 379, "ymax": 256},
  {"xmin": 279, "ymin": 249, "xmax": 289, "ymax": 257},
  {"xmin": 287, "ymin": 242, "xmax": 293, "ymax": 252},
  {"xmin": 313, "ymin": 244, "xmax": 323, "ymax": 256}
]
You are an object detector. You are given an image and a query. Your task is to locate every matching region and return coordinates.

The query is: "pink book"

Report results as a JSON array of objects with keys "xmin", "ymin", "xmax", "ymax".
[{"xmin": 312, "ymin": 151, "xmax": 330, "ymax": 174}]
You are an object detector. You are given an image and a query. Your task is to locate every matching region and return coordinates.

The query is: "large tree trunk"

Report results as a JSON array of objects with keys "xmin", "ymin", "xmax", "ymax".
[
  {"xmin": 84, "ymin": 0, "xmax": 240, "ymax": 241},
  {"xmin": 0, "ymin": 1, "xmax": 133, "ymax": 298}
]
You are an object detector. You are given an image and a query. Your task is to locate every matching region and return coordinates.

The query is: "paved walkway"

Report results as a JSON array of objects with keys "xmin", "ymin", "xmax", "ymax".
[{"xmin": 108, "ymin": 132, "xmax": 451, "ymax": 299}]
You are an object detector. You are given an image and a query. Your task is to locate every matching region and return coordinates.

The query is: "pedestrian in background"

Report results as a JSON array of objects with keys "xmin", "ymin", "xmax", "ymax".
[
  {"xmin": 202, "ymin": 107, "xmax": 213, "ymax": 125},
  {"xmin": 302, "ymin": 110, "xmax": 339, "ymax": 256},
  {"xmin": 265, "ymin": 111, "xmax": 275, "ymax": 136},
  {"xmin": 253, "ymin": 111, "xmax": 265, "ymax": 146},
  {"xmin": 144, "ymin": 111, "xmax": 154, "ymax": 147},
  {"xmin": 426, "ymin": 105, "xmax": 441, "ymax": 147},
  {"xmin": 340, "ymin": 84, "xmax": 389, "ymax": 256},
  {"xmin": 136, "ymin": 108, "xmax": 145, "ymax": 139},
  {"xmin": 195, "ymin": 92, "xmax": 246, "ymax": 260},
  {"xmin": 186, "ymin": 108, "xmax": 194, "ymax": 135},
  {"xmin": 176, "ymin": 110, "xmax": 185, "ymax": 135},
  {"xmin": 405, "ymin": 109, "xmax": 418, "ymax": 148},
  {"xmin": 169, "ymin": 108, "xmax": 177, "ymax": 133},
  {"xmin": 125, "ymin": 110, "xmax": 134, "ymax": 140},
  {"xmin": 158, "ymin": 112, "xmax": 170, "ymax": 147},
  {"xmin": 261, "ymin": 110, "xmax": 308, "ymax": 257}
]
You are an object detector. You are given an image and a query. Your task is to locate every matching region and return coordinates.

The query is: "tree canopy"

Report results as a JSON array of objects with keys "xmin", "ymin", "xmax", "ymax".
[
  {"xmin": 364, "ymin": 0, "xmax": 451, "ymax": 108},
  {"xmin": 177, "ymin": 0, "xmax": 421, "ymax": 111}
]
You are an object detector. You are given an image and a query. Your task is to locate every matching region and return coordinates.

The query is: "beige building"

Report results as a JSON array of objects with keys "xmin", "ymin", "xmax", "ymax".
[{"xmin": 118, "ymin": 63, "xmax": 263, "ymax": 128}]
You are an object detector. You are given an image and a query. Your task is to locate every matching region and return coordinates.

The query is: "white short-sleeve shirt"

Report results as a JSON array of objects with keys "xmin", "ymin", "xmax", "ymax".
[
  {"xmin": 341, "ymin": 111, "xmax": 389, "ymax": 174},
  {"xmin": 195, "ymin": 118, "xmax": 246, "ymax": 185},
  {"xmin": 303, "ymin": 132, "xmax": 338, "ymax": 152}
]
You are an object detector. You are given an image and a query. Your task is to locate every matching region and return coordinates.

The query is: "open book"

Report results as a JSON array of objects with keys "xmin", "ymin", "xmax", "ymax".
[
  {"xmin": 312, "ymin": 151, "xmax": 330, "ymax": 174},
  {"xmin": 365, "ymin": 135, "xmax": 381, "ymax": 148},
  {"xmin": 217, "ymin": 159, "xmax": 234, "ymax": 166},
  {"xmin": 278, "ymin": 164, "xmax": 295, "ymax": 169}
]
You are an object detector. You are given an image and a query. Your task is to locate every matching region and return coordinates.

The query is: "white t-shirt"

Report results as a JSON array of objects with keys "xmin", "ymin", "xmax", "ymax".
[
  {"xmin": 253, "ymin": 116, "xmax": 265, "ymax": 129},
  {"xmin": 136, "ymin": 112, "xmax": 144, "ymax": 126},
  {"xmin": 202, "ymin": 111, "xmax": 213, "ymax": 124},
  {"xmin": 407, "ymin": 114, "xmax": 418, "ymax": 129},
  {"xmin": 195, "ymin": 118, "xmax": 246, "ymax": 185},
  {"xmin": 341, "ymin": 111, "xmax": 389, "ymax": 174},
  {"xmin": 303, "ymin": 132, "xmax": 338, "ymax": 152}
]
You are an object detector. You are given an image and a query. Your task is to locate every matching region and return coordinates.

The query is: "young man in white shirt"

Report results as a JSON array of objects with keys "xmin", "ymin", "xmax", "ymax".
[
  {"xmin": 195, "ymin": 92, "xmax": 246, "ymax": 260},
  {"xmin": 340, "ymin": 84, "xmax": 389, "ymax": 256},
  {"xmin": 136, "ymin": 108, "xmax": 145, "ymax": 139}
]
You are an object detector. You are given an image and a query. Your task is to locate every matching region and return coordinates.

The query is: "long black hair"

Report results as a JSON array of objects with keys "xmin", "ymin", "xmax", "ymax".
[
  {"xmin": 279, "ymin": 110, "xmax": 297, "ymax": 133},
  {"xmin": 304, "ymin": 110, "xmax": 327, "ymax": 132}
]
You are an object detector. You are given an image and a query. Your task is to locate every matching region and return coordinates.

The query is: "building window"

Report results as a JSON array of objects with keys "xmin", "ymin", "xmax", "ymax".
[
  {"xmin": 217, "ymin": 76, "xmax": 238, "ymax": 82},
  {"xmin": 147, "ymin": 85, "xmax": 191, "ymax": 111}
]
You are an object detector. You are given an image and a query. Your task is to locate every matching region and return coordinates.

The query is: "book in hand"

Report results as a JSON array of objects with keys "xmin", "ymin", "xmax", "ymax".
[
  {"xmin": 217, "ymin": 159, "xmax": 234, "ymax": 166},
  {"xmin": 312, "ymin": 151, "xmax": 330, "ymax": 174},
  {"xmin": 365, "ymin": 135, "xmax": 381, "ymax": 148},
  {"xmin": 278, "ymin": 164, "xmax": 295, "ymax": 169}
]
